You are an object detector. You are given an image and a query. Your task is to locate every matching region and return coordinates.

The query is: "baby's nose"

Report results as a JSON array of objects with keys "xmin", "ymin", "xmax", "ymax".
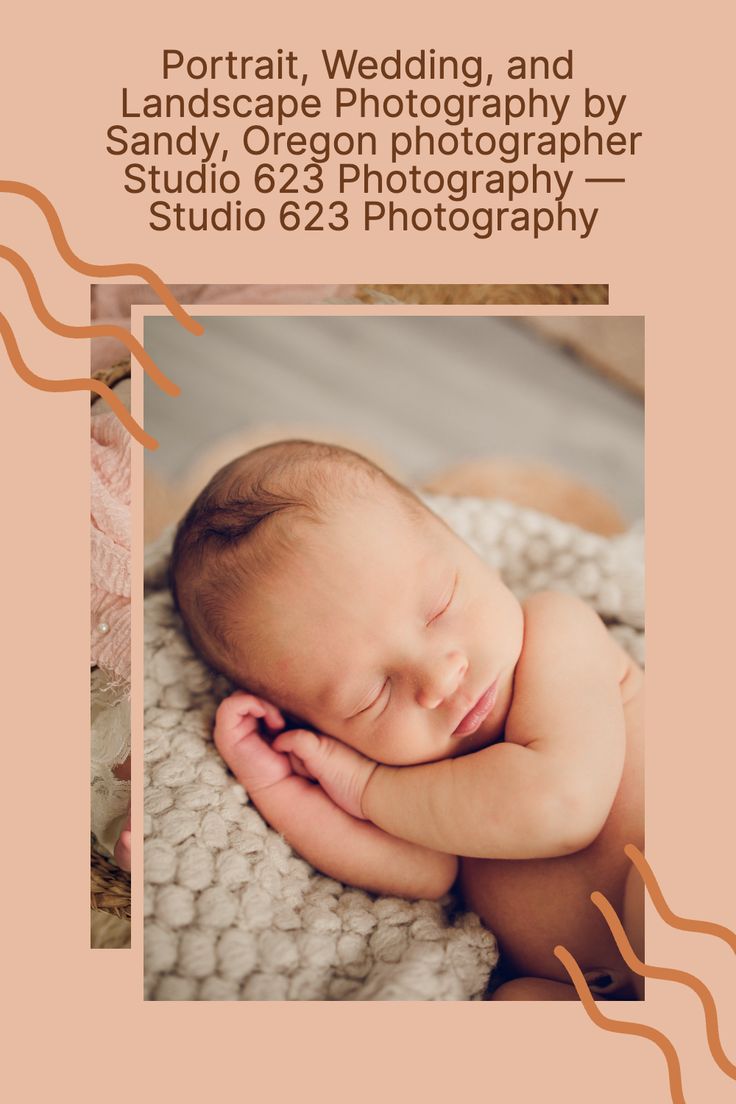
[{"xmin": 416, "ymin": 651, "xmax": 469, "ymax": 709}]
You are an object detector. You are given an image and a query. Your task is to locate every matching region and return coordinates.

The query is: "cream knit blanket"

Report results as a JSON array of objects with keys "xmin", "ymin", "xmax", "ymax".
[{"xmin": 144, "ymin": 495, "xmax": 644, "ymax": 1001}]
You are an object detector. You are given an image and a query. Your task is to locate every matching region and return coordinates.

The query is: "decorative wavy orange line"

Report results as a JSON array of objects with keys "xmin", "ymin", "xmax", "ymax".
[
  {"xmin": 553, "ymin": 944, "xmax": 686, "ymax": 1104},
  {"xmin": 592, "ymin": 891, "xmax": 736, "ymax": 1080},
  {"xmin": 626, "ymin": 844, "xmax": 736, "ymax": 953},
  {"xmin": 0, "ymin": 313, "xmax": 157, "ymax": 450},
  {"xmin": 0, "ymin": 244, "xmax": 180, "ymax": 397},
  {"xmin": 0, "ymin": 179, "xmax": 203, "ymax": 336}
]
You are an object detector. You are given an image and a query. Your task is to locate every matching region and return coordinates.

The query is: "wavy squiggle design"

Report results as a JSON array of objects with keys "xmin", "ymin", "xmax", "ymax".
[
  {"xmin": 592, "ymin": 890, "xmax": 735, "ymax": 1080},
  {"xmin": 0, "ymin": 313, "xmax": 156, "ymax": 449},
  {"xmin": 0, "ymin": 245, "xmax": 179, "ymax": 396},
  {"xmin": 554, "ymin": 944, "xmax": 686, "ymax": 1104},
  {"xmin": 626, "ymin": 844, "xmax": 736, "ymax": 953},
  {"xmin": 0, "ymin": 180, "xmax": 203, "ymax": 336}
]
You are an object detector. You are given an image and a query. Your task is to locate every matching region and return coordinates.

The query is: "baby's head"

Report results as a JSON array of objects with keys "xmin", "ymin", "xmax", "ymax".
[
  {"xmin": 171, "ymin": 440, "xmax": 523, "ymax": 765},
  {"xmin": 171, "ymin": 440, "xmax": 421, "ymax": 683}
]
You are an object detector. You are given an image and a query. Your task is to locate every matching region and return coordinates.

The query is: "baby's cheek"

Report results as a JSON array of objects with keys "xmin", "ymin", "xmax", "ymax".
[{"xmin": 368, "ymin": 726, "xmax": 423, "ymax": 767}]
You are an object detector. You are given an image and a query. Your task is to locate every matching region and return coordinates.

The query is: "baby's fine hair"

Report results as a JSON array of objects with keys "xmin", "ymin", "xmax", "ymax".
[{"xmin": 170, "ymin": 439, "xmax": 422, "ymax": 686}]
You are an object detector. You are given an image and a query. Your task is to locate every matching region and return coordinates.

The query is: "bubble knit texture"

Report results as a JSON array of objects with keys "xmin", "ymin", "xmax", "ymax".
[{"xmin": 144, "ymin": 494, "xmax": 644, "ymax": 1000}]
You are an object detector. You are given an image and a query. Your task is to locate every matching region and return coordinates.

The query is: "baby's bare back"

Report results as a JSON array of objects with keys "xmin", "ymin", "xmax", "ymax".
[{"xmin": 460, "ymin": 654, "xmax": 644, "ymax": 985}]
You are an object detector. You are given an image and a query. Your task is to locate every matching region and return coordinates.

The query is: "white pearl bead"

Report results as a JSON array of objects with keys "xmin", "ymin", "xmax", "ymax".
[{"xmin": 97, "ymin": 621, "xmax": 111, "ymax": 635}]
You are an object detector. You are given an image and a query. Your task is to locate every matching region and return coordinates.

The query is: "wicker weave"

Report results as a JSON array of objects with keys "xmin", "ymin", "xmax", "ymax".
[
  {"xmin": 90, "ymin": 358, "xmax": 131, "ymax": 405},
  {"xmin": 355, "ymin": 283, "xmax": 608, "ymax": 306},
  {"xmin": 91, "ymin": 837, "xmax": 131, "ymax": 919}
]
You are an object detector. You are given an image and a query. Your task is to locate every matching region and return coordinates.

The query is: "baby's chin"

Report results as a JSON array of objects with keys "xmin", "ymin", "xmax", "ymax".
[
  {"xmin": 449, "ymin": 725, "xmax": 503, "ymax": 758},
  {"xmin": 387, "ymin": 719, "xmax": 505, "ymax": 766},
  {"xmin": 448, "ymin": 693, "xmax": 510, "ymax": 757}
]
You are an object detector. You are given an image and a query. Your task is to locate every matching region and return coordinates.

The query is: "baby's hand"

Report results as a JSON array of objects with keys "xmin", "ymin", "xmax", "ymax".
[
  {"xmin": 113, "ymin": 811, "xmax": 131, "ymax": 872},
  {"xmin": 213, "ymin": 691, "xmax": 291, "ymax": 793},
  {"xmin": 273, "ymin": 730, "xmax": 378, "ymax": 820}
]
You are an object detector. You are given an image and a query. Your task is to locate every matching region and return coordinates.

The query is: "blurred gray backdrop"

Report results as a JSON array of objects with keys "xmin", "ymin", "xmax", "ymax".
[{"xmin": 144, "ymin": 315, "xmax": 643, "ymax": 521}]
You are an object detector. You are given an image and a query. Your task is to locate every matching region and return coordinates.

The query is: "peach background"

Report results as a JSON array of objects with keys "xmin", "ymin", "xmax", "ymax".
[{"xmin": 1, "ymin": 1, "xmax": 734, "ymax": 1101}]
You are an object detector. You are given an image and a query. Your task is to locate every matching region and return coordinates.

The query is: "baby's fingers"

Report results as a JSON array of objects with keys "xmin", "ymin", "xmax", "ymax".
[
  {"xmin": 216, "ymin": 726, "xmax": 291, "ymax": 794},
  {"xmin": 215, "ymin": 692, "xmax": 285, "ymax": 736},
  {"xmin": 273, "ymin": 730, "xmax": 321, "ymax": 762},
  {"xmin": 215, "ymin": 691, "xmax": 265, "ymax": 733},
  {"xmin": 260, "ymin": 701, "xmax": 285, "ymax": 732},
  {"xmin": 288, "ymin": 752, "xmax": 317, "ymax": 781}
]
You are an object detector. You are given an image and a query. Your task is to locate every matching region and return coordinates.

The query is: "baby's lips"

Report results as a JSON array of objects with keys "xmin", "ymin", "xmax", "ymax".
[{"xmin": 452, "ymin": 679, "xmax": 498, "ymax": 737}]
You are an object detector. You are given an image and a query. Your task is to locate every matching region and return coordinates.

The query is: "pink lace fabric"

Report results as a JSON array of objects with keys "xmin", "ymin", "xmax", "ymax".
[{"xmin": 91, "ymin": 411, "xmax": 131, "ymax": 691}]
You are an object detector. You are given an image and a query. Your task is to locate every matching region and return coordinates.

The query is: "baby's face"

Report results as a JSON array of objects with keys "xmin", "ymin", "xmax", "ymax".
[{"xmin": 240, "ymin": 489, "xmax": 524, "ymax": 766}]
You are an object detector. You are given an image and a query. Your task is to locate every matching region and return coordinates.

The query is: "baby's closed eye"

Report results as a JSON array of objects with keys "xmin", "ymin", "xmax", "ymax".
[
  {"xmin": 426, "ymin": 572, "xmax": 458, "ymax": 626},
  {"xmin": 353, "ymin": 679, "xmax": 391, "ymax": 719}
]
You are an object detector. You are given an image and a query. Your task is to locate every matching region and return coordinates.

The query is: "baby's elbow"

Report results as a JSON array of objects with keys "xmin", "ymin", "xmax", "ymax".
[
  {"xmin": 419, "ymin": 854, "xmax": 459, "ymax": 900},
  {"xmin": 540, "ymin": 785, "xmax": 609, "ymax": 857}
]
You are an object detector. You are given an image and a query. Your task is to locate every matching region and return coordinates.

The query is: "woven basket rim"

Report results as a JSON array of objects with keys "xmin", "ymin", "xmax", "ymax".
[
  {"xmin": 91, "ymin": 836, "xmax": 131, "ymax": 919},
  {"xmin": 91, "ymin": 358, "xmax": 132, "ymax": 406}
]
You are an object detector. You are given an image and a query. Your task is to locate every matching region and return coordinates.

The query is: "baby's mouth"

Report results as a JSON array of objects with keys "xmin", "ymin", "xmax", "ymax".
[{"xmin": 452, "ymin": 680, "xmax": 498, "ymax": 738}]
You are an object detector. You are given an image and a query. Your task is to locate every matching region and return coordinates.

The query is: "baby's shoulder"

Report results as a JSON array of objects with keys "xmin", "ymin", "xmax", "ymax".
[
  {"xmin": 521, "ymin": 589, "xmax": 630, "ymax": 685},
  {"xmin": 522, "ymin": 588, "xmax": 602, "ymax": 633}
]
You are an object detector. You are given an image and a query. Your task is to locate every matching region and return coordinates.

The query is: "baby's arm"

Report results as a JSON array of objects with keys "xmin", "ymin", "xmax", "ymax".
[
  {"xmin": 214, "ymin": 693, "xmax": 458, "ymax": 900},
  {"xmin": 282, "ymin": 592, "xmax": 627, "ymax": 860},
  {"xmin": 364, "ymin": 591, "xmax": 627, "ymax": 858}
]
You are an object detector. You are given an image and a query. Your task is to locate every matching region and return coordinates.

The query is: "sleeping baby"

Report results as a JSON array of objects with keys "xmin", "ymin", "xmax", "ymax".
[{"xmin": 170, "ymin": 440, "xmax": 644, "ymax": 1000}]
